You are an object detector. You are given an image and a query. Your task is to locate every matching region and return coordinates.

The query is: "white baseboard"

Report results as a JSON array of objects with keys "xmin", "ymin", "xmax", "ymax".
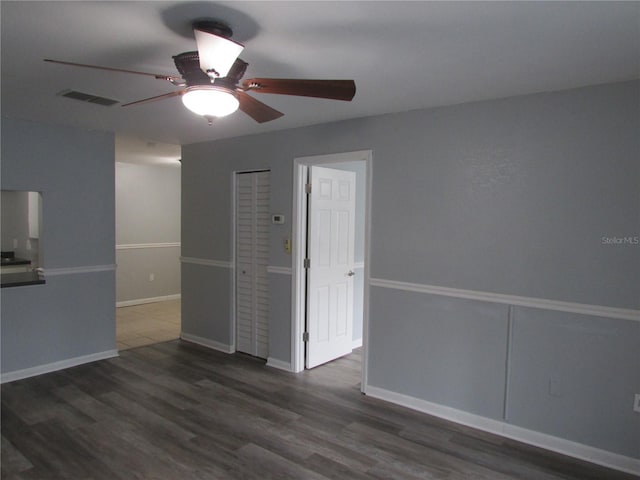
[
  {"xmin": 180, "ymin": 332, "xmax": 235, "ymax": 354},
  {"xmin": 1, "ymin": 349, "xmax": 119, "ymax": 384},
  {"xmin": 364, "ymin": 385, "xmax": 640, "ymax": 476},
  {"xmin": 117, "ymin": 293, "xmax": 181, "ymax": 308},
  {"xmin": 352, "ymin": 338, "xmax": 363, "ymax": 349},
  {"xmin": 266, "ymin": 357, "xmax": 294, "ymax": 372}
]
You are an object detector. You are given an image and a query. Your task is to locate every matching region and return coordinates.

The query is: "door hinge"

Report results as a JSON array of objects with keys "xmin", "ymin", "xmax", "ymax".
[
  {"xmin": 303, "ymin": 258, "xmax": 310, "ymax": 269},
  {"xmin": 305, "ymin": 183, "xmax": 312, "ymax": 194},
  {"xmin": 303, "ymin": 332, "xmax": 309, "ymax": 342}
]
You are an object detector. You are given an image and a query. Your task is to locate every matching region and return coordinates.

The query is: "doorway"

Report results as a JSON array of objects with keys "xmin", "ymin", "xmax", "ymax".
[
  {"xmin": 114, "ymin": 150, "xmax": 182, "ymax": 352},
  {"xmin": 291, "ymin": 151, "xmax": 371, "ymax": 387}
]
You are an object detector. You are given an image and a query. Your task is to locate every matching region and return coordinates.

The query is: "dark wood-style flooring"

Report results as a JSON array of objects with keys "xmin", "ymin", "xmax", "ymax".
[{"xmin": 1, "ymin": 341, "xmax": 637, "ymax": 479}]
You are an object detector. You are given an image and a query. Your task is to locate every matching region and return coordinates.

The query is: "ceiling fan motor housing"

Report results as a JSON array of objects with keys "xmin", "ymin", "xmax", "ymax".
[
  {"xmin": 173, "ymin": 52, "xmax": 249, "ymax": 90},
  {"xmin": 173, "ymin": 52, "xmax": 211, "ymax": 86},
  {"xmin": 173, "ymin": 52, "xmax": 248, "ymax": 91}
]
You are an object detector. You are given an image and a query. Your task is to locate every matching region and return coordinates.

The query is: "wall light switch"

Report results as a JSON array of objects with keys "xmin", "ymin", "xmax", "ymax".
[
  {"xmin": 634, "ymin": 394, "xmax": 640, "ymax": 413},
  {"xmin": 272, "ymin": 214, "xmax": 285, "ymax": 224}
]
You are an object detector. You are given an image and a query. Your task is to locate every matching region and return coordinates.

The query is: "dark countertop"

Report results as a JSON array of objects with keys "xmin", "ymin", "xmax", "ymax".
[
  {"xmin": 1, "ymin": 257, "xmax": 31, "ymax": 266},
  {"xmin": 1, "ymin": 271, "xmax": 45, "ymax": 288}
]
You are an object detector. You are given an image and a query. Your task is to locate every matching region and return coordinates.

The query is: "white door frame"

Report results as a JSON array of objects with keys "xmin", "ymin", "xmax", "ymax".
[{"xmin": 291, "ymin": 150, "xmax": 372, "ymax": 391}]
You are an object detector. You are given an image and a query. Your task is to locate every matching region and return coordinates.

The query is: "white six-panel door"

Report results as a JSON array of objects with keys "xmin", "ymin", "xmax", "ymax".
[
  {"xmin": 235, "ymin": 171, "xmax": 270, "ymax": 359},
  {"xmin": 306, "ymin": 166, "xmax": 356, "ymax": 368}
]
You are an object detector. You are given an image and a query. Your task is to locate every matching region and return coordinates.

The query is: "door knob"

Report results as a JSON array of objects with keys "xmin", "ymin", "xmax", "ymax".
[{"xmin": 347, "ymin": 270, "xmax": 355, "ymax": 277}]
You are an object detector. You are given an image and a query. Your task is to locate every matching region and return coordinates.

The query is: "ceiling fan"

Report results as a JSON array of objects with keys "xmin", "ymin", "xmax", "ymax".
[{"xmin": 44, "ymin": 20, "xmax": 356, "ymax": 125}]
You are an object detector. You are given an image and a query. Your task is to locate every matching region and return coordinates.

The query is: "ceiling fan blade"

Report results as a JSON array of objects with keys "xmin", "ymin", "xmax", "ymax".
[
  {"xmin": 121, "ymin": 90, "xmax": 185, "ymax": 107},
  {"xmin": 242, "ymin": 78, "xmax": 356, "ymax": 101},
  {"xmin": 236, "ymin": 91, "xmax": 284, "ymax": 123},
  {"xmin": 44, "ymin": 59, "xmax": 180, "ymax": 82}
]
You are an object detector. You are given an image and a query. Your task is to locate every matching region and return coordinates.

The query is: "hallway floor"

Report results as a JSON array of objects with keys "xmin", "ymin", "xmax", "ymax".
[{"xmin": 116, "ymin": 299, "xmax": 180, "ymax": 351}]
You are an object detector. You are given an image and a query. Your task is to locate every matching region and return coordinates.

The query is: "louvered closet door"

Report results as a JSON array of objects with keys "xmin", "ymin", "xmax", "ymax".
[{"xmin": 236, "ymin": 171, "xmax": 270, "ymax": 359}]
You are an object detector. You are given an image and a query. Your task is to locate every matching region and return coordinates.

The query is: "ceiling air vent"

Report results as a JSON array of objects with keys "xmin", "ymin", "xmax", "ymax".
[{"xmin": 58, "ymin": 89, "xmax": 119, "ymax": 106}]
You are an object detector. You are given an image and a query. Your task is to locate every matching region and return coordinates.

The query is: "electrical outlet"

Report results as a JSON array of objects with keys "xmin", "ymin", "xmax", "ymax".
[
  {"xmin": 634, "ymin": 394, "xmax": 640, "ymax": 413},
  {"xmin": 548, "ymin": 379, "xmax": 562, "ymax": 398},
  {"xmin": 149, "ymin": 273, "xmax": 155, "ymax": 282}
]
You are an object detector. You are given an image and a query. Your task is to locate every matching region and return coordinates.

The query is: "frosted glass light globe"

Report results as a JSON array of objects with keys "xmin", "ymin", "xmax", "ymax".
[{"xmin": 181, "ymin": 87, "xmax": 239, "ymax": 117}]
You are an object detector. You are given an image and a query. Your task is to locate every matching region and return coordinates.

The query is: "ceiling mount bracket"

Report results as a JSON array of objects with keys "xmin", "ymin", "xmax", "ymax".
[{"xmin": 192, "ymin": 20, "xmax": 233, "ymax": 39}]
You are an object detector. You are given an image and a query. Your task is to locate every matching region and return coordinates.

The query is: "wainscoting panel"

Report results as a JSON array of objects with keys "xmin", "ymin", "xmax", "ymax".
[
  {"xmin": 116, "ymin": 244, "xmax": 181, "ymax": 304},
  {"xmin": 181, "ymin": 261, "xmax": 233, "ymax": 348},
  {"xmin": 365, "ymin": 280, "xmax": 640, "ymax": 472},
  {"xmin": 367, "ymin": 286, "xmax": 510, "ymax": 420}
]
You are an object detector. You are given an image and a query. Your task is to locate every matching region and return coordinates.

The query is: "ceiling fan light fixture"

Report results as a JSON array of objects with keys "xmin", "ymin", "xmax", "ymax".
[
  {"xmin": 194, "ymin": 28, "xmax": 244, "ymax": 78},
  {"xmin": 181, "ymin": 86, "xmax": 239, "ymax": 117}
]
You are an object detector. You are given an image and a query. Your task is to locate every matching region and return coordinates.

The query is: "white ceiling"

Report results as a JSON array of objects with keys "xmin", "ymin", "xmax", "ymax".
[{"xmin": 2, "ymin": 1, "xmax": 638, "ymax": 146}]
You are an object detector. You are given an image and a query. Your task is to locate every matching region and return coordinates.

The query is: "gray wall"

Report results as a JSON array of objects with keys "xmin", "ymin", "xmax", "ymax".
[
  {"xmin": 1, "ymin": 118, "xmax": 115, "ymax": 375},
  {"xmin": 181, "ymin": 81, "xmax": 639, "ymax": 459},
  {"xmin": 115, "ymin": 162, "xmax": 181, "ymax": 303},
  {"xmin": 508, "ymin": 308, "xmax": 639, "ymax": 458},
  {"xmin": 116, "ymin": 162, "xmax": 181, "ymax": 244},
  {"xmin": 369, "ymin": 290, "xmax": 510, "ymax": 418}
]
